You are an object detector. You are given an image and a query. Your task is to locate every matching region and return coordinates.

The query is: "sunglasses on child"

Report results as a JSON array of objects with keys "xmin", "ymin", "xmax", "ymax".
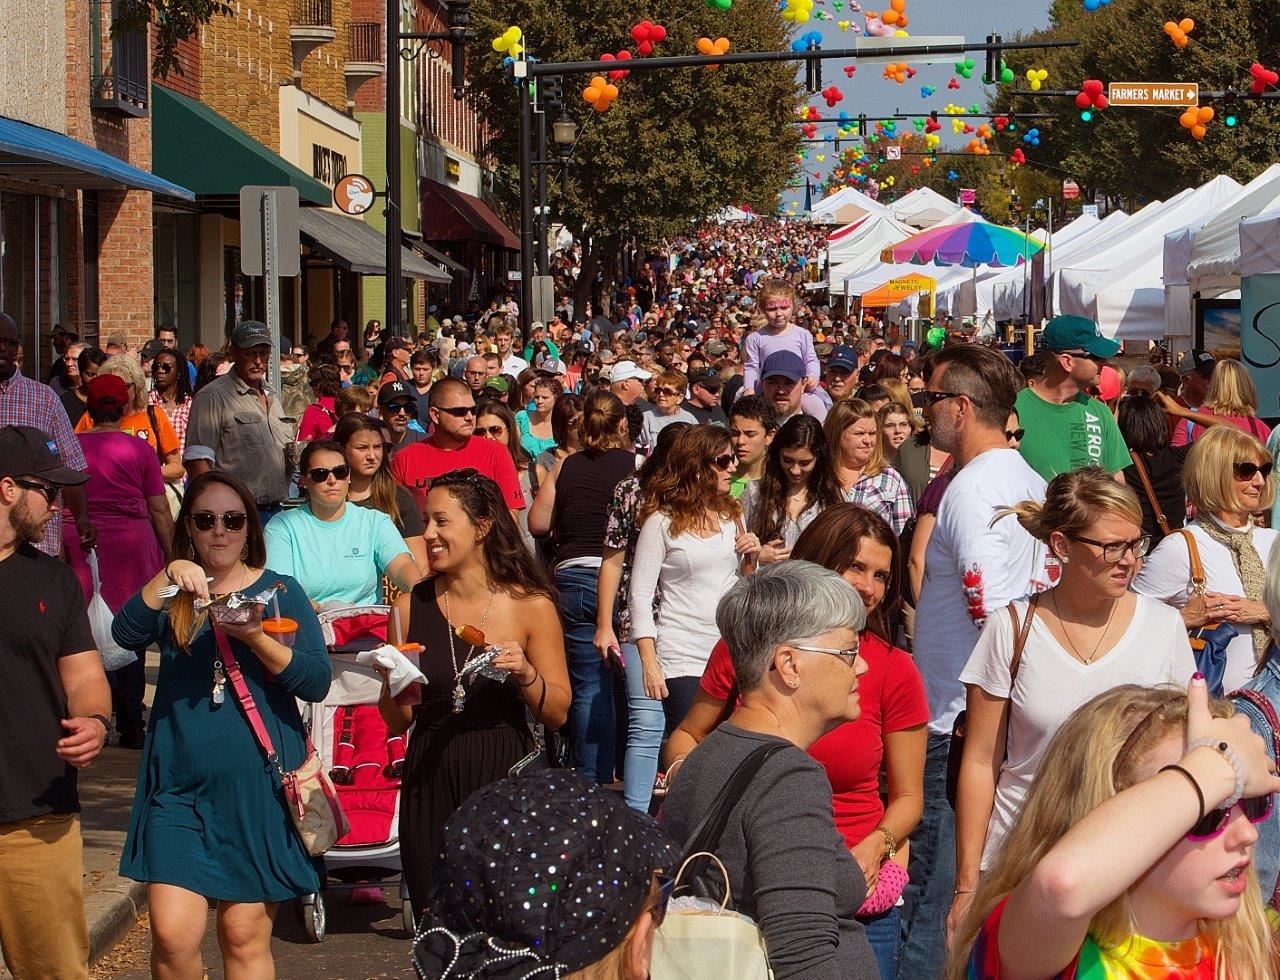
[
  {"xmin": 1187, "ymin": 793, "xmax": 1273, "ymax": 841},
  {"xmin": 190, "ymin": 511, "xmax": 248, "ymax": 532}
]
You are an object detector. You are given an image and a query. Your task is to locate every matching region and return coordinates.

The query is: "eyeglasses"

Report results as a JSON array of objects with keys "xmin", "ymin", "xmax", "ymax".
[
  {"xmin": 190, "ymin": 510, "xmax": 248, "ymax": 532},
  {"xmin": 790, "ymin": 642, "xmax": 861, "ymax": 667},
  {"xmin": 1234, "ymin": 461, "xmax": 1274, "ymax": 481},
  {"xmin": 1005, "ymin": 428, "xmax": 1025, "ymax": 442},
  {"xmin": 306, "ymin": 464, "xmax": 351, "ymax": 483},
  {"xmin": 1188, "ymin": 794, "xmax": 1274, "ymax": 841},
  {"xmin": 437, "ymin": 405, "xmax": 476, "ymax": 418},
  {"xmin": 654, "ymin": 386, "xmax": 681, "ymax": 397},
  {"xmin": 384, "ymin": 402, "xmax": 414, "ymax": 415},
  {"xmin": 1068, "ymin": 533, "xmax": 1151, "ymax": 562},
  {"xmin": 919, "ymin": 389, "xmax": 978, "ymax": 407},
  {"xmin": 710, "ymin": 453, "xmax": 736, "ymax": 471},
  {"xmin": 14, "ymin": 479, "xmax": 61, "ymax": 505},
  {"xmin": 650, "ymin": 874, "xmax": 676, "ymax": 928},
  {"xmin": 478, "ymin": 425, "xmax": 506, "ymax": 437},
  {"xmin": 1065, "ymin": 349, "xmax": 1107, "ymax": 364}
]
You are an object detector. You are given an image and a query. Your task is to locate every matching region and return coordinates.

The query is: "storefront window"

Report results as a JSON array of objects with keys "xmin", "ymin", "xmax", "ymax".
[
  {"xmin": 0, "ymin": 190, "xmax": 64, "ymax": 378},
  {"xmin": 154, "ymin": 210, "xmax": 199, "ymax": 346}
]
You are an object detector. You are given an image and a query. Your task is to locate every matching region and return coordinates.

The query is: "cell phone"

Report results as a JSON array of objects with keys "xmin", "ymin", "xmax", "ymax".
[{"xmin": 606, "ymin": 645, "xmax": 626, "ymax": 678}]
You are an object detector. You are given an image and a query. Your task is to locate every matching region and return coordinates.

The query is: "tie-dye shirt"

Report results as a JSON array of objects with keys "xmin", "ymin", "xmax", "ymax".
[{"xmin": 968, "ymin": 897, "xmax": 1218, "ymax": 978}]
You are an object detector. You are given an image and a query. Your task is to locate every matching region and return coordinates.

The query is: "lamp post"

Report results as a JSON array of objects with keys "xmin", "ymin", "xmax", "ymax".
[{"xmin": 553, "ymin": 114, "xmax": 577, "ymax": 198}]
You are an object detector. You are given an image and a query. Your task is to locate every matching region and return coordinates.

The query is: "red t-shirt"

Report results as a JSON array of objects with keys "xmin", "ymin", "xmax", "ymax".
[
  {"xmin": 699, "ymin": 630, "xmax": 929, "ymax": 848},
  {"xmin": 390, "ymin": 435, "xmax": 525, "ymax": 514}
]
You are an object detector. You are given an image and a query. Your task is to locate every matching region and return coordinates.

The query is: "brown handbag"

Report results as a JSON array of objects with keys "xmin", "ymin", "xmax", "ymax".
[
  {"xmin": 945, "ymin": 595, "xmax": 1039, "ymax": 809},
  {"xmin": 1128, "ymin": 449, "xmax": 1172, "ymax": 538}
]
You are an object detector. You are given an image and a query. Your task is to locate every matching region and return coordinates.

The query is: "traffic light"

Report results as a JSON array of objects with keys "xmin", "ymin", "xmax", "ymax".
[
  {"xmin": 1080, "ymin": 109, "xmax": 1093, "ymax": 122},
  {"xmin": 983, "ymin": 34, "xmax": 1002, "ymax": 85},
  {"xmin": 930, "ymin": 110, "xmax": 939, "ymax": 123},
  {"xmin": 540, "ymin": 75, "xmax": 563, "ymax": 112},
  {"xmin": 804, "ymin": 37, "xmax": 823, "ymax": 93},
  {"xmin": 1224, "ymin": 87, "xmax": 1239, "ymax": 128},
  {"xmin": 858, "ymin": 113, "xmax": 868, "ymax": 137}
]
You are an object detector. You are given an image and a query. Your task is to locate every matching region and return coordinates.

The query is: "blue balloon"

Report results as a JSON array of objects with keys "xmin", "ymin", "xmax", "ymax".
[
  {"xmin": 1022, "ymin": 127, "xmax": 1041, "ymax": 146},
  {"xmin": 947, "ymin": 169, "xmax": 959, "ymax": 181},
  {"xmin": 1083, "ymin": 0, "xmax": 1110, "ymax": 9},
  {"xmin": 790, "ymin": 30, "xmax": 823, "ymax": 52}
]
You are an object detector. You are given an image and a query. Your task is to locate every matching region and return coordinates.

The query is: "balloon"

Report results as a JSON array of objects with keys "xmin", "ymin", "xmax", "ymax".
[
  {"xmin": 1009, "ymin": 148, "xmax": 1026, "ymax": 165},
  {"xmin": 954, "ymin": 57, "xmax": 975, "ymax": 79},
  {"xmin": 838, "ymin": 19, "xmax": 852, "ymax": 30},
  {"xmin": 582, "ymin": 75, "xmax": 619, "ymax": 112},
  {"xmin": 1025, "ymin": 68, "xmax": 1049, "ymax": 91},
  {"xmin": 491, "ymin": 25, "xmax": 523, "ymax": 57},
  {"xmin": 844, "ymin": 65, "xmax": 857, "ymax": 77},
  {"xmin": 965, "ymin": 137, "xmax": 990, "ymax": 155},
  {"xmin": 1163, "ymin": 18, "xmax": 1194, "ymax": 47},
  {"xmin": 882, "ymin": 62, "xmax": 910, "ymax": 84},
  {"xmin": 1250, "ymin": 62, "xmax": 1279, "ymax": 95},
  {"xmin": 925, "ymin": 116, "xmax": 941, "ymax": 133},
  {"xmin": 801, "ymin": 123, "xmax": 817, "ymax": 138},
  {"xmin": 1179, "ymin": 105, "xmax": 1214, "ymax": 140},
  {"xmin": 705, "ymin": 0, "xmax": 732, "ymax": 7},
  {"xmin": 599, "ymin": 50, "xmax": 631, "ymax": 81},
  {"xmin": 947, "ymin": 169, "xmax": 960, "ymax": 181},
  {"xmin": 1076, "ymin": 78, "xmax": 1108, "ymax": 110},
  {"xmin": 1022, "ymin": 127, "xmax": 1041, "ymax": 146},
  {"xmin": 998, "ymin": 61, "xmax": 1015, "ymax": 84},
  {"xmin": 821, "ymin": 84, "xmax": 845, "ymax": 107},
  {"xmin": 696, "ymin": 36, "xmax": 731, "ymax": 68},
  {"xmin": 1083, "ymin": 0, "xmax": 1111, "ymax": 9},
  {"xmin": 920, "ymin": 84, "xmax": 936, "ymax": 98},
  {"xmin": 790, "ymin": 29, "xmax": 822, "ymax": 53},
  {"xmin": 630, "ymin": 20, "xmax": 667, "ymax": 55},
  {"xmin": 994, "ymin": 115, "xmax": 1010, "ymax": 131},
  {"xmin": 879, "ymin": 0, "xmax": 908, "ymax": 27},
  {"xmin": 782, "ymin": 0, "xmax": 815, "ymax": 23}
]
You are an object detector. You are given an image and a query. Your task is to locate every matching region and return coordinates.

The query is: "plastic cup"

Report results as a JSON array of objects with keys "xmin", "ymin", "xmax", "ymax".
[
  {"xmin": 394, "ymin": 643, "xmax": 424, "ymax": 706},
  {"xmin": 262, "ymin": 616, "xmax": 298, "ymax": 648}
]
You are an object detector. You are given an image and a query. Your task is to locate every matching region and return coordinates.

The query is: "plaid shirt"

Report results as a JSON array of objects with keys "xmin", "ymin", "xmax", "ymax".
[
  {"xmin": 845, "ymin": 466, "xmax": 915, "ymax": 537},
  {"xmin": 0, "ymin": 372, "xmax": 88, "ymax": 555},
  {"xmin": 148, "ymin": 390, "xmax": 191, "ymax": 455}
]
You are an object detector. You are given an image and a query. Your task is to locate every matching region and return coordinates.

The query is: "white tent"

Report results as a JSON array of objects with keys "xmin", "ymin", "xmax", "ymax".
[
  {"xmin": 1240, "ymin": 210, "xmax": 1280, "ymax": 277},
  {"xmin": 891, "ymin": 187, "xmax": 963, "ymax": 228},
  {"xmin": 989, "ymin": 210, "xmax": 1124, "ymax": 321},
  {"xmin": 1057, "ymin": 176, "xmax": 1245, "ymax": 339},
  {"xmin": 811, "ymin": 187, "xmax": 887, "ymax": 225},
  {"xmin": 826, "ymin": 211, "xmax": 919, "ymax": 288},
  {"xmin": 712, "ymin": 205, "xmax": 756, "ymax": 222}
]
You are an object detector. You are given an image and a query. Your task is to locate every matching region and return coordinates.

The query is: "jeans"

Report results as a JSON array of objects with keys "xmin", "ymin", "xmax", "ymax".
[
  {"xmin": 108, "ymin": 656, "xmax": 146, "ymax": 729},
  {"xmin": 555, "ymin": 565, "xmax": 614, "ymax": 784},
  {"xmin": 662, "ymin": 675, "xmax": 702, "ymax": 736},
  {"xmin": 899, "ymin": 732, "xmax": 955, "ymax": 980},
  {"xmin": 622, "ymin": 642, "xmax": 664, "ymax": 812},
  {"xmin": 860, "ymin": 904, "xmax": 901, "ymax": 980}
]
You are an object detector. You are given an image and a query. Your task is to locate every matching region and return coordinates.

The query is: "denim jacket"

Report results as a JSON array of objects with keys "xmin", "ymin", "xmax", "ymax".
[{"xmin": 1231, "ymin": 652, "xmax": 1280, "ymax": 903}]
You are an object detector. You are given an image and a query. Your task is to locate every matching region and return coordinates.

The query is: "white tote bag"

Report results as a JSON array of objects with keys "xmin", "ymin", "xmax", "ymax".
[
  {"xmin": 650, "ymin": 853, "xmax": 773, "ymax": 980},
  {"xmin": 86, "ymin": 550, "xmax": 137, "ymax": 671}
]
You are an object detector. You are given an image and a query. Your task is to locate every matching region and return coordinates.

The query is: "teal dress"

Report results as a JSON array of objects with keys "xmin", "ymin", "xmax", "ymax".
[
  {"xmin": 515, "ymin": 410, "xmax": 558, "ymax": 458},
  {"xmin": 113, "ymin": 571, "xmax": 332, "ymax": 903}
]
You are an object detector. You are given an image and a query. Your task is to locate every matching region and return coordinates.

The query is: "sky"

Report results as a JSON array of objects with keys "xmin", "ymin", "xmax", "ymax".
[{"xmin": 780, "ymin": 0, "xmax": 1056, "ymax": 211}]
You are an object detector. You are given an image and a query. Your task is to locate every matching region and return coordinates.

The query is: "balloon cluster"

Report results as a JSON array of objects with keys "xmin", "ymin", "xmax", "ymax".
[
  {"xmin": 883, "ymin": 63, "xmax": 913, "ymax": 84},
  {"xmin": 1022, "ymin": 127, "xmax": 1041, "ymax": 146},
  {"xmin": 630, "ymin": 20, "xmax": 666, "ymax": 55},
  {"xmin": 1025, "ymin": 68, "xmax": 1049, "ymax": 91},
  {"xmin": 991, "ymin": 60, "xmax": 1015, "ymax": 84},
  {"xmin": 954, "ymin": 57, "xmax": 975, "ymax": 79},
  {"xmin": 1076, "ymin": 79, "xmax": 1108, "ymax": 110},
  {"xmin": 491, "ymin": 26, "xmax": 523, "ymax": 56},
  {"xmin": 844, "ymin": 65, "xmax": 857, "ymax": 78},
  {"xmin": 1180, "ymin": 105, "xmax": 1214, "ymax": 139},
  {"xmin": 1009, "ymin": 148, "xmax": 1026, "ymax": 166},
  {"xmin": 705, "ymin": 0, "xmax": 732, "ymax": 8},
  {"xmin": 696, "ymin": 36, "xmax": 731, "ymax": 67},
  {"xmin": 791, "ymin": 29, "xmax": 822, "ymax": 53},
  {"xmin": 947, "ymin": 77, "xmax": 961, "ymax": 89},
  {"xmin": 1163, "ymin": 18, "xmax": 1194, "ymax": 47},
  {"xmin": 920, "ymin": 84, "xmax": 936, "ymax": 98},
  {"xmin": 600, "ymin": 51, "xmax": 631, "ymax": 80},
  {"xmin": 1083, "ymin": 0, "xmax": 1111, "ymax": 9},
  {"xmin": 583, "ymin": 76, "xmax": 619, "ymax": 112},
  {"xmin": 965, "ymin": 138, "xmax": 990, "ymax": 155},
  {"xmin": 782, "ymin": 0, "xmax": 815, "ymax": 23},
  {"xmin": 877, "ymin": 0, "xmax": 908, "ymax": 28},
  {"xmin": 1250, "ymin": 62, "xmax": 1279, "ymax": 94}
]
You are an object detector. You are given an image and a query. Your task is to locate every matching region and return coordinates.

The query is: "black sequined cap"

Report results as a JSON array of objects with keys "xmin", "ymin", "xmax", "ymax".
[{"xmin": 422, "ymin": 770, "xmax": 678, "ymax": 974}]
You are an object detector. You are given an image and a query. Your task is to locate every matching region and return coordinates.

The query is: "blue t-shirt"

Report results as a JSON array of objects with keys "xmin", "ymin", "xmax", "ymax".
[{"xmin": 264, "ymin": 504, "xmax": 410, "ymax": 606}]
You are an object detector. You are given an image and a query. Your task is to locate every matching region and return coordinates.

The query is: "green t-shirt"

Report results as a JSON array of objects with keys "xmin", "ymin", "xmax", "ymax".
[
  {"xmin": 730, "ymin": 473, "xmax": 758, "ymax": 499},
  {"xmin": 1015, "ymin": 386, "xmax": 1129, "ymax": 480}
]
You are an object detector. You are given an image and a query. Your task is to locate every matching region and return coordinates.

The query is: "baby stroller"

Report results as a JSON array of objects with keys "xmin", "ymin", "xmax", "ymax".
[{"xmin": 297, "ymin": 603, "xmax": 415, "ymax": 942}]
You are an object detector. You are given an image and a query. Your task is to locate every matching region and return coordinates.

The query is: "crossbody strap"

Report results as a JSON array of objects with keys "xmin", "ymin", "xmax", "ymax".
[
  {"xmin": 1177, "ymin": 528, "xmax": 1207, "ymax": 595},
  {"xmin": 1128, "ymin": 450, "xmax": 1172, "ymax": 537},
  {"xmin": 145, "ymin": 404, "xmax": 167, "ymax": 464},
  {"xmin": 1007, "ymin": 593, "xmax": 1039, "ymax": 687},
  {"xmin": 1227, "ymin": 687, "xmax": 1280, "ymax": 908},
  {"xmin": 680, "ymin": 742, "xmax": 789, "ymax": 860},
  {"xmin": 214, "ymin": 628, "xmax": 282, "ymax": 771}
]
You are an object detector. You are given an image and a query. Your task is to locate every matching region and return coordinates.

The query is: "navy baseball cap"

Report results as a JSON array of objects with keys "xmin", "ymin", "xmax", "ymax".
[
  {"xmin": 827, "ymin": 345, "xmax": 859, "ymax": 372},
  {"xmin": 377, "ymin": 380, "xmax": 418, "ymax": 407},
  {"xmin": 230, "ymin": 320, "xmax": 272, "ymax": 349},
  {"xmin": 0, "ymin": 426, "xmax": 89, "ymax": 485},
  {"xmin": 762, "ymin": 350, "xmax": 806, "ymax": 383}
]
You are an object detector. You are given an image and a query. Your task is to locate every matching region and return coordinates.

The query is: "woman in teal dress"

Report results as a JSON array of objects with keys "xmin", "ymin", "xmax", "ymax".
[
  {"xmin": 515, "ymin": 375, "xmax": 561, "ymax": 458},
  {"xmin": 112, "ymin": 470, "xmax": 331, "ymax": 978}
]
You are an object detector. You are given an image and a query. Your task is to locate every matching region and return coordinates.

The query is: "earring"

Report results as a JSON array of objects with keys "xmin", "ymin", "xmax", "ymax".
[
  {"xmin": 1056, "ymin": 553, "xmax": 1069, "ymax": 565},
  {"xmin": 240, "ymin": 545, "xmax": 249, "ymax": 561},
  {"xmin": 787, "ymin": 679, "xmax": 799, "ymax": 689}
]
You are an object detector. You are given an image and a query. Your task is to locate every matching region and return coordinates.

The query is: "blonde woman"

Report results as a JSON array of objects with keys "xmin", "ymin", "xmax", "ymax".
[
  {"xmin": 74, "ymin": 354, "xmax": 184, "ymax": 481},
  {"xmin": 1167, "ymin": 359, "xmax": 1272, "ymax": 447},
  {"xmin": 949, "ymin": 680, "xmax": 1280, "ymax": 980},
  {"xmin": 948, "ymin": 469, "xmax": 1197, "ymax": 940},
  {"xmin": 1136, "ymin": 426, "xmax": 1278, "ymax": 693},
  {"xmin": 825, "ymin": 398, "xmax": 914, "ymax": 535}
]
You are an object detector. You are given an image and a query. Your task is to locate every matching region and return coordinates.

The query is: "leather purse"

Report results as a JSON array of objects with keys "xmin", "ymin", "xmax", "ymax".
[
  {"xmin": 1177, "ymin": 529, "xmax": 1237, "ymax": 698},
  {"xmin": 215, "ymin": 629, "xmax": 349, "ymax": 855}
]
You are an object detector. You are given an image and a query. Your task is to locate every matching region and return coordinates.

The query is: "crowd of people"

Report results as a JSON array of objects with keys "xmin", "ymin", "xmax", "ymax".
[{"xmin": 7, "ymin": 225, "xmax": 1280, "ymax": 980}]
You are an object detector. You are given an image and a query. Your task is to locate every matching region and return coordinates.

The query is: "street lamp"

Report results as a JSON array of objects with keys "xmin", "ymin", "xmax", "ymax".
[{"xmin": 553, "ymin": 113, "xmax": 577, "ymax": 195}]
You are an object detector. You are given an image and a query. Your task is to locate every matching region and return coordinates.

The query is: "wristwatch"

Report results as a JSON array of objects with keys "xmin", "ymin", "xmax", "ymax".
[
  {"xmin": 88, "ymin": 713, "xmax": 113, "ymax": 738},
  {"xmin": 875, "ymin": 825, "xmax": 897, "ymax": 861}
]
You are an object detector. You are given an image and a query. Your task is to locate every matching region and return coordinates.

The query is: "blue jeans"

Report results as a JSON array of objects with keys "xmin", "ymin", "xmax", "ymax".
[
  {"xmin": 555, "ymin": 565, "xmax": 614, "ymax": 784},
  {"xmin": 860, "ymin": 904, "xmax": 900, "ymax": 980},
  {"xmin": 898, "ymin": 732, "xmax": 954, "ymax": 980},
  {"xmin": 622, "ymin": 642, "xmax": 664, "ymax": 812}
]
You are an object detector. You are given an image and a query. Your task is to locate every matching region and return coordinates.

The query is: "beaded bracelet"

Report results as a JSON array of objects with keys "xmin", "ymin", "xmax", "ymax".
[{"xmin": 1187, "ymin": 738, "xmax": 1246, "ymax": 810}]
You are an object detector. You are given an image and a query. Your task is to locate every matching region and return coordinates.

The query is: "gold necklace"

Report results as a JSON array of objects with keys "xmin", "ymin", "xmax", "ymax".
[
  {"xmin": 443, "ymin": 585, "xmax": 497, "ymax": 714},
  {"xmin": 1052, "ymin": 590, "xmax": 1120, "ymax": 665}
]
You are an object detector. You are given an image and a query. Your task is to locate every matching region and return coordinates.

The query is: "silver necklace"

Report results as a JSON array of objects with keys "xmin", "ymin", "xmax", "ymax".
[
  {"xmin": 443, "ymin": 586, "xmax": 496, "ymax": 713},
  {"xmin": 1052, "ymin": 589, "xmax": 1119, "ymax": 665}
]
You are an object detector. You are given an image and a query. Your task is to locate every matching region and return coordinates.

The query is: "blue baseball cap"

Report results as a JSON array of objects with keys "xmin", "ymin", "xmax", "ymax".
[
  {"xmin": 762, "ymin": 350, "xmax": 806, "ymax": 383},
  {"xmin": 1040, "ymin": 315, "xmax": 1120, "ymax": 358},
  {"xmin": 826, "ymin": 345, "xmax": 859, "ymax": 372}
]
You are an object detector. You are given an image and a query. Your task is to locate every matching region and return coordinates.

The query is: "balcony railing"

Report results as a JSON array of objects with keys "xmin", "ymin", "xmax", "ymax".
[
  {"xmin": 349, "ymin": 23, "xmax": 383, "ymax": 64},
  {"xmin": 90, "ymin": 0, "xmax": 149, "ymax": 117},
  {"xmin": 294, "ymin": 0, "xmax": 333, "ymax": 27}
]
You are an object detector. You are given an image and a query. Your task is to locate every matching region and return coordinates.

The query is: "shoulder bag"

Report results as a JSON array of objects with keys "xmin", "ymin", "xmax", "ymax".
[
  {"xmin": 650, "ymin": 742, "xmax": 788, "ymax": 980},
  {"xmin": 1177, "ymin": 529, "xmax": 1238, "ymax": 698},
  {"xmin": 946, "ymin": 596, "xmax": 1038, "ymax": 810},
  {"xmin": 146, "ymin": 403, "xmax": 184, "ymax": 520},
  {"xmin": 214, "ymin": 629, "xmax": 349, "ymax": 855},
  {"xmin": 1128, "ymin": 449, "xmax": 1172, "ymax": 538},
  {"xmin": 1227, "ymin": 686, "xmax": 1280, "ymax": 911}
]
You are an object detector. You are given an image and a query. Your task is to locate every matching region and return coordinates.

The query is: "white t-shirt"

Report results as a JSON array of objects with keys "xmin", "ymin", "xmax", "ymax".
[
  {"xmin": 961, "ymin": 596, "xmax": 1197, "ymax": 867},
  {"xmin": 1133, "ymin": 520, "xmax": 1280, "ymax": 693},
  {"xmin": 501, "ymin": 353, "xmax": 530, "ymax": 376},
  {"xmin": 628, "ymin": 512, "xmax": 739, "ymax": 678},
  {"xmin": 914, "ymin": 448, "xmax": 1052, "ymax": 735}
]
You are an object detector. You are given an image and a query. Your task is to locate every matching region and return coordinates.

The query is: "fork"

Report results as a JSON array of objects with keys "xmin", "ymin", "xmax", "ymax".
[{"xmin": 156, "ymin": 577, "xmax": 213, "ymax": 600}]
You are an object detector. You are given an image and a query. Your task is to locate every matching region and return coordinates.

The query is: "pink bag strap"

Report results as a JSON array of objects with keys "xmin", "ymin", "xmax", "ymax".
[
  {"xmin": 215, "ymin": 629, "xmax": 285, "ymax": 773},
  {"xmin": 1227, "ymin": 687, "xmax": 1280, "ymax": 909}
]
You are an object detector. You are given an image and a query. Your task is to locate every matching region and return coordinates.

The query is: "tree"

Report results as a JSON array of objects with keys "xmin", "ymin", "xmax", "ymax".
[
  {"xmin": 114, "ymin": 0, "xmax": 231, "ymax": 79},
  {"xmin": 995, "ymin": 0, "xmax": 1280, "ymax": 206},
  {"xmin": 466, "ymin": 0, "xmax": 802, "ymax": 313}
]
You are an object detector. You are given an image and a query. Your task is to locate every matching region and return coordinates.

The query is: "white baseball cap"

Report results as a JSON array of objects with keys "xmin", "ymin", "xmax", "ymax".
[{"xmin": 609, "ymin": 360, "xmax": 652, "ymax": 384}]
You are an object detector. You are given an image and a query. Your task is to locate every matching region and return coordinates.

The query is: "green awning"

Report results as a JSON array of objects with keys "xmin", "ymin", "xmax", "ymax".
[{"xmin": 151, "ymin": 86, "xmax": 330, "ymax": 206}]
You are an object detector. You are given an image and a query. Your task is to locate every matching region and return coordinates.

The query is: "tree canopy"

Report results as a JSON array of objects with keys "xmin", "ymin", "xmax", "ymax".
[{"xmin": 115, "ymin": 0, "xmax": 231, "ymax": 78}]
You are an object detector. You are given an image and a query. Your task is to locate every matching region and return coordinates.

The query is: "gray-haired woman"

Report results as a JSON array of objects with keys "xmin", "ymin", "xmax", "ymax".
[{"xmin": 660, "ymin": 561, "xmax": 879, "ymax": 980}]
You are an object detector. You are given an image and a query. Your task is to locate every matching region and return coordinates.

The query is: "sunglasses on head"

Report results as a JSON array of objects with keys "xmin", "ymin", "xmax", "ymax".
[
  {"xmin": 1234, "ymin": 461, "xmax": 1274, "ymax": 481},
  {"xmin": 190, "ymin": 510, "xmax": 248, "ymax": 532},
  {"xmin": 306, "ymin": 464, "xmax": 351, "ymax": 483},
  {"xmin": 1187, "ymin": 793, "xmax": 1274, "ymax": 841},
  {"xmin": 437, "ymin": 405, "xmax": 476, "ymax": 418}
]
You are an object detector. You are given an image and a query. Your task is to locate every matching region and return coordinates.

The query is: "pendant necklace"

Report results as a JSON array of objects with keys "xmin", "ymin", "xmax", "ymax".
[
  {"xmin": 444, "ymin": 585, "xmax": 496, "ymax": 714},
  {"xmin": 1052, "ymin": 590, "xmax": 1119, "ymax": 666},
  {"xmin": 210, "ymin": 562, "xmax": 249, "ymax": 705}
]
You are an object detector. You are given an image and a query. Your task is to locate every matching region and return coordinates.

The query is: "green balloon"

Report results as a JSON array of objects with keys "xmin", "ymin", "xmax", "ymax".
[{"xmin": 926, "ymin": 326, "xmax": 947, "ymax": 348}]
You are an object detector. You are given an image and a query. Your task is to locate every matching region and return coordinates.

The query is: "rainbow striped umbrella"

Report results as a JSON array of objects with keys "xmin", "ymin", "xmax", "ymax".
[{"xmin": 880, "ymin": 219, "xmax": 1045, "ymax": 268}]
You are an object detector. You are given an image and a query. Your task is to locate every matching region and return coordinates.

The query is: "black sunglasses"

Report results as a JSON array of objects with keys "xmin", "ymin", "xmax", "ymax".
[
  {"xmin": 152, "ymin": 362, "xmax": 175, "ymax": 374},
  {"xmin": 1005, "ymin": 428, "xmax": 1025, "ymax": 441},
  {"xmin": 710, "ymin": 453, "xmax": 737, "ymax": 471},
  {"xmin": 14, "ymin": 479, "xmax": 61, "ymax": 505},
  {"xmin": 190, "ymin": 510, "xmax": 248, "ymax": 532},
  {"xmin": 306, "ymin": 464, "xmax": 351, "ymax": 483},
  {"xmin": 384, "ymin": 402, "xmax": 414, "ymax": 415},
  {"xmin": 1234, "ymin": 461, "xmax": 1274, "ymax": 481},
  {"xmin": 437, "ymin": 405, "xmax": 476, "ymax": 418},
  {"xmin": 919, "ymin": 389, "xmax": 969, "ymax": 406}
]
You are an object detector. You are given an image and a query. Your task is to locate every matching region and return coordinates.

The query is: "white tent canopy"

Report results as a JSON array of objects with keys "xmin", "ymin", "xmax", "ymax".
[
  {"xmin": 811, "ymin": 187, "xmax": 887, "ymax": 225},
  {"xmin": 891, "ymin": 187, "xmax": 962, "ymax": 228},
  {"xmin": 1056, "ymin": 175, "xmax": 1245, "ymax": 339},
  {"xmin": 989, "ymin": 210, "xmax": 1125, "ymax": 321},
  {"xmin": 826, "ymin": 212, "xmax": 919, "ymax": 288}
]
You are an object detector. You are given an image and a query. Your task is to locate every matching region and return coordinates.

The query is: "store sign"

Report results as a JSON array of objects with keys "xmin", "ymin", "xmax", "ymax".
[
  {"xmin": 445, "ymin": 158, "xmax": 462, "ymax": 181},
  {"xmin": 312, "ymin": 144, "xmax": 348, "ymax": 186},
  {"xmin": 333, "ymin": 173, "xmax": 376, "ymax": 216},
  {"xmin": 1107, "ymin": 82, "xmax": 1198, "ymax": 107},
  {"xmin": 884, "ymin": 274, "xmax": 934, "ymax": 297},
  {"xmin": 959, "ymin": 188, "xmax": 976, "ymax": 205}
]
